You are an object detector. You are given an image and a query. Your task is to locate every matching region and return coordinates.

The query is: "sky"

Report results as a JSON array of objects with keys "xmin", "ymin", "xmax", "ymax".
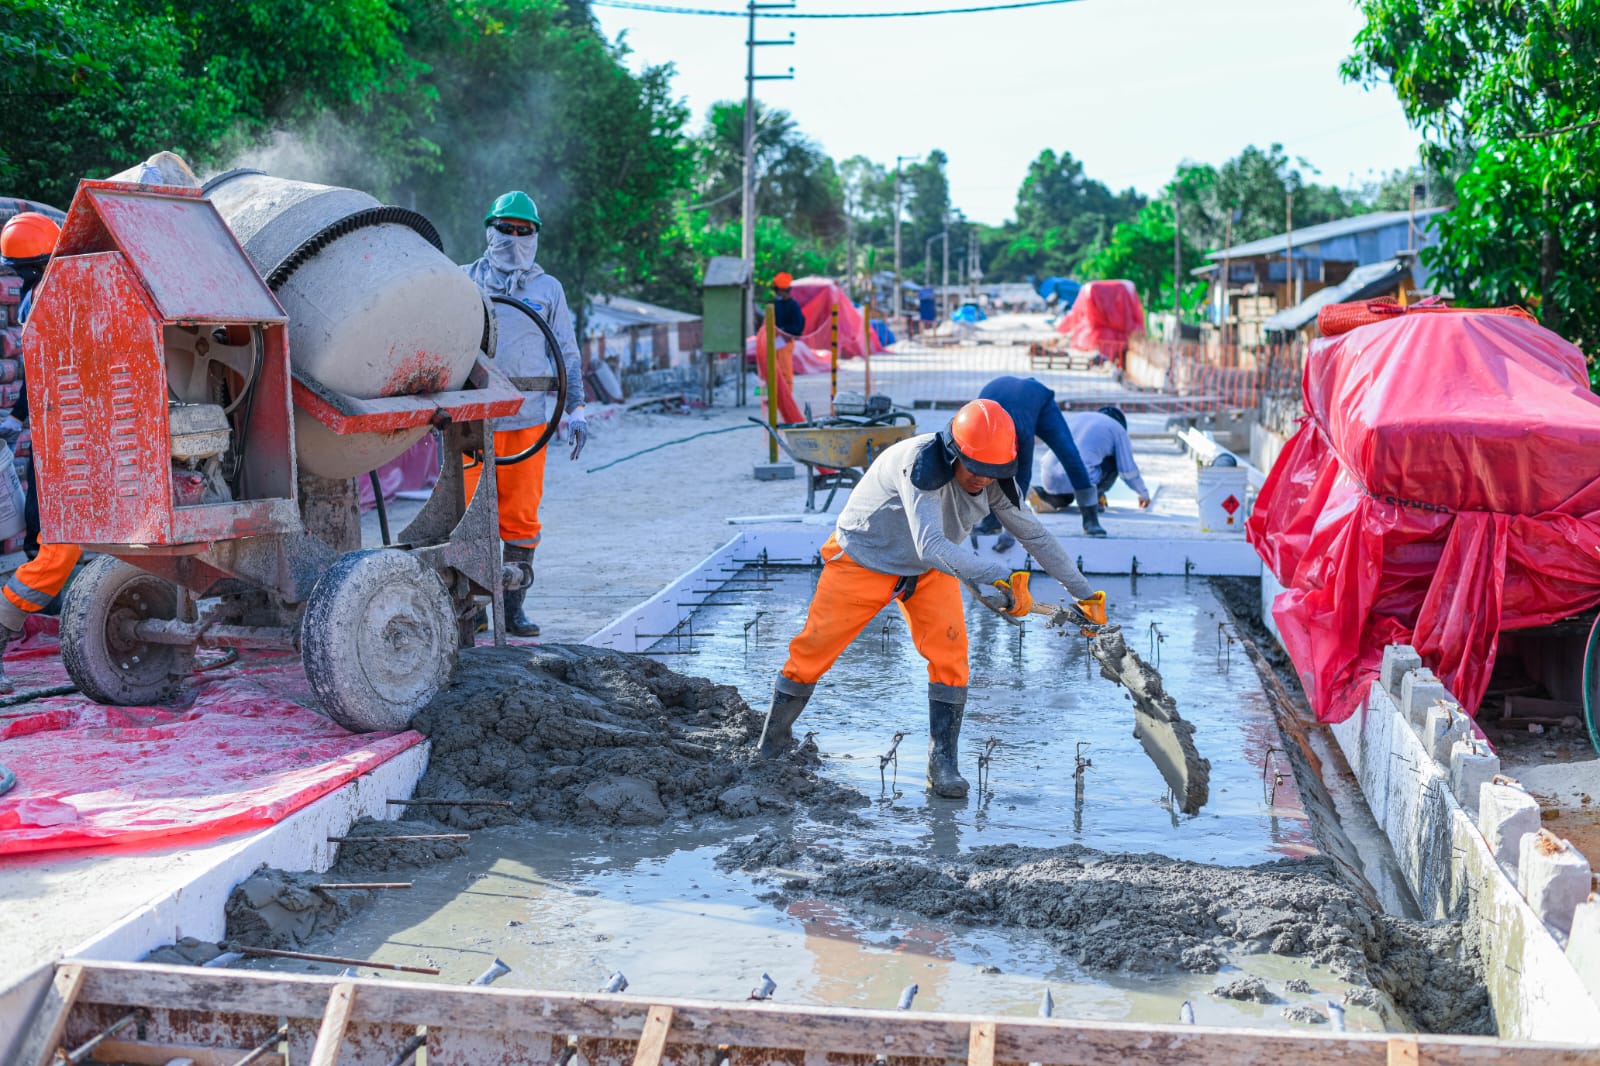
[{"xmin": 590, "ymin": 0, "xmax": 1422, "ymax": 226}]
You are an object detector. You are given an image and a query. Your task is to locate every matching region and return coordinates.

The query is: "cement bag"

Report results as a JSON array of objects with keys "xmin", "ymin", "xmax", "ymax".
[{"xmin": 0, "ymin": 442, "xmax": 24, "ymax": 542}]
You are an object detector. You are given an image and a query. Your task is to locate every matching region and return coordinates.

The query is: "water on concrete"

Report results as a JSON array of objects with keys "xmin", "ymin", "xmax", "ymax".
[{"xmin": 231, "ymin": 570, "xmax": 1441, "ymax": 1034}]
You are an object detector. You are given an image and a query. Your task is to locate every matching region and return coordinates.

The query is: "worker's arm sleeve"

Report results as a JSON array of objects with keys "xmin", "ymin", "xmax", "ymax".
[
  {"xmin": 900, "ymin": 480, "xmax": 1009, "ymax": 587},
  {"xmin": 1035, "ymin": 403, "xmax": 1094, "ymax": 495},
  {"xmin": 550, "ymin": 283, "xmax": 585, "ymax": 414},
  {"xmin": 993, "ymin": 491, "xmax": 1094, "ymax": 600},
  {"xmin": 12, "ymin": 381, "xmax": 27, "ymax": 424},
  {"xmin": 1113, "ymin": 431, "xmax": 1149, "ymax": 498}
]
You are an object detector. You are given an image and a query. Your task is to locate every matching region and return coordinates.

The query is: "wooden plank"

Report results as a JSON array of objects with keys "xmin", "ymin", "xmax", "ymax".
[
  {"xmin": 631, "ymin": 1006, "xmax": 674, "ymax": 1066},
  {"xmin": 307, "ymin": 982, "xmax": 358, "ymax": 1066},
  {"xmin": 14, "ymin": 963, "xmax": 85, "ymax": 1066},
  {"xmin": 67, "ymin": 961, "xmax": 1600, "ymax": 1066},
  {"xmin": 1388, "ymin": 1038, "xmax": 1420, "ymax": 1066},
  {"xmin": 89, "ymin": 1039, "xmax": 284, "ymax": 1066},
  {"xmin": 967, "ymin": 1022, "xmax": 996, "ymax": 1066}
]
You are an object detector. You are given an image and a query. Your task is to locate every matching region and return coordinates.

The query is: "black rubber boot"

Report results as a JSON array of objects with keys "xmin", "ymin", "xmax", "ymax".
[
  {"xmin": 758, "ymin": 677, "xmax": 814, "ymax": 757},
  {"xmin": 926, "ymin": 684, "xmax": 969, "ymax": 798},
  {"xmin": 1080, "ymin": 503, "xmax": 1108, "ymax": 538},
  {"xmin": 502, "ymin": 545, "xmax": 540, "ymax": 638}
]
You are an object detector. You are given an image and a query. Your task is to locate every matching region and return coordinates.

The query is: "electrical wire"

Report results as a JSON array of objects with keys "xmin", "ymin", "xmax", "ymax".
[{"xmin": 591, "ymin": 0, "xmax": 1080, "ymax": 16}]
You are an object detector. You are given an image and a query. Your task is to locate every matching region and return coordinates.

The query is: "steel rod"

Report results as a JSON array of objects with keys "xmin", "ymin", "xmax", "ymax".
[
  {"xmin": 327, "ymin": 834, "xmax": 469, "ymax": 843},
  {"xmin": 386, "ymin": 798, "xmax": 512, "ymax": 808},
  {"xmin": 311, "ymin": 882, "xmax": 414, "ymax": 891},
  {"xmin": 230, "ymin": 1023, "xmax": 288, "ymax": 1066},
  {"xmin": 64, "ymin": 1010, "xmax": 142, "ymax": 1064},
  {"xmin": 229, "ymin": 943, "xmax": 441, "ymax": 975}
]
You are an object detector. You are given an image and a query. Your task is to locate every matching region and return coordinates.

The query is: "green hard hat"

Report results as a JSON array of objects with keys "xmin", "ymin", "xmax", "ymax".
[{"xmin": 485, "ymin": 190, "xmax": 540, "ymax": 227}]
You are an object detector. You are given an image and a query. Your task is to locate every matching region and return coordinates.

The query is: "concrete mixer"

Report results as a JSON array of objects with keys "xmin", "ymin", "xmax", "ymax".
[{"xmin": 21, "ymin": 171, "xmax": 562, "ymax": 732}]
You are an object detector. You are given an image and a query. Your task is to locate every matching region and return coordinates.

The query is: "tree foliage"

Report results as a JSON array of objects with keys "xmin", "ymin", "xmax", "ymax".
[
  {"xmin": 1345, "ymin": 0, "xmax": 1600, "ymax": 366},
  {"xmin": 990, "ymin": 149, "xmax": 1143, "ymax": 280}
]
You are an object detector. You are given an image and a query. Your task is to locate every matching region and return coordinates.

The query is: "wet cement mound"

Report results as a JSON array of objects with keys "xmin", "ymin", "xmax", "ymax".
[
  {"xmin": 412, "ymin": 644, "xmax": 864, "ymax": 828},
  {"xmin": 727, "ymin": 836, "xmax": 1489, "ymax": 1034}
]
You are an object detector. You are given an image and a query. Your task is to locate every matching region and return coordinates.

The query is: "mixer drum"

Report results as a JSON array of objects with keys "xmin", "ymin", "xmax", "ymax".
[{"xmin": 208, "ymin": 172, "xmax": 486, "ymax": 479}]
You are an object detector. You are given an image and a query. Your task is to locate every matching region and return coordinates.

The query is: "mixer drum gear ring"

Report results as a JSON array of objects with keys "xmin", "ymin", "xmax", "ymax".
[
  {"xmin": 302, "ymin": 549, "xmax": 458, "ymax": 733},
  {"xmin": 61, "ymin": 556, "xmax": 195, "ymax": 706}
]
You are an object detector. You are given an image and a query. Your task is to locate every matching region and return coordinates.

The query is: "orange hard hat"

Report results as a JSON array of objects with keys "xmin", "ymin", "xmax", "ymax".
[
  {"xmin": 0, "ymin": 212, "xmax": 60, "ymax": 261},
  {"xmin": 772, "ymin": 272, "xmax": 793, "ymax": 289},
  {"xmin": 948, "ymin": 399, "xmax": 1017, "ymax": 478}
]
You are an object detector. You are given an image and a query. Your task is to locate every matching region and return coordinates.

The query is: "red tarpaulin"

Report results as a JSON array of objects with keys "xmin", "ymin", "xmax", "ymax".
[
  {"xmin": 746, "ymin": 279, "xmax": 885, "ymax": 373},
  {"xmin": 1248, "ymin": 309, "xmax": 1600, "ymax": 724},
  {"xmin": 1056, "ymin": 280, "xmax": 1145, "ymax": 360},
  {"xmin": 0, "ymin": 618, "xmax": 424, "ymax": 855}
]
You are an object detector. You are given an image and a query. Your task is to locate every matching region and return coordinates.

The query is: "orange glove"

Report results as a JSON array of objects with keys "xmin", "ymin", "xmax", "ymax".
[
  {"xmin": 1076, "ymin": 590, "xmax": 1107, "ymax": 635},
  {"xmin": 992, "ymin": 571, "xmax": 1033, "ymax": 618}
]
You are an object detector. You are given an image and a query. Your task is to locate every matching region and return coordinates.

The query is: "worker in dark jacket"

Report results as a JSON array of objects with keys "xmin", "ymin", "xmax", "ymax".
[
  {"xmin": 770, "ymin": 272, "xmax": 806, "ymax": 337},
  {"xmin": 974, "ymin": 376, "xmax": 1106, "ymax": 543}
]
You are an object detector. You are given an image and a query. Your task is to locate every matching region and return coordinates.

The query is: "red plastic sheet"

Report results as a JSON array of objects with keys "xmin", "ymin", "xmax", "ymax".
[
  {"xmin": 1248, "ymin": 310, "xmax": 1600, "ymax": 723},
  {"xmin": 1056, "ymin": 280, "xmax": 1145, "ymax": 361},
  {"xmin": 0, "ymin": 618, "xmax": 423, "ymax": 855}
]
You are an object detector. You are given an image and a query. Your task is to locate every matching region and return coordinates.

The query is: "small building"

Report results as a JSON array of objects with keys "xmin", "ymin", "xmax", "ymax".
[
  {"xmin": 1194, "ymin": 207, "xmax": 1446, "ymax": 347},
  {"xmin": 584, "ymin": 294, "xmax": 702, "ymax": 371}
]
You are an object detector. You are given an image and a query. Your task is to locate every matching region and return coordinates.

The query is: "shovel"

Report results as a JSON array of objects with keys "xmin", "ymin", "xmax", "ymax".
[{"xmin": 965, "ymin": 580, "xmax": 1210, "ymax": 814}]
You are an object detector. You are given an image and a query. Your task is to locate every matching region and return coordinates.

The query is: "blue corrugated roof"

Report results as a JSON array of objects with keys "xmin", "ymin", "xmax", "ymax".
[
  {"xmin": 1262, "ymin": 257, "xmax": 1411, "ymax": 333},
  {"xmin": 1205, "ymin": 207, "xmax": 1447, "ymax": 261}
]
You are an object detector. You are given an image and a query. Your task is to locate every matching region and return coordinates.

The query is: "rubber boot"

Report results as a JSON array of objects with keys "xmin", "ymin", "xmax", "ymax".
[
  {"xmin": 502, "ymin": 545, "xmax": 540, "ymax": 638},
  {"xmin": 926, "ymin": 684, "xmax": 969, "ymax": 798},
  {"xmin": 1079, "ymin": 503, "xmax": 1108, "ymax": 538},
  {"xmin": 992, "ymin": 530, "xmax": 1017, "ymax": 553},
  {"xmin": 758, "ymin": 677, "xmax": 814, "ymax": 757}
]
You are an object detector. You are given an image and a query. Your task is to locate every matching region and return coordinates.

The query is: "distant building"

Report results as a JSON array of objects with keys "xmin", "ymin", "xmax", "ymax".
[
  {"xmin": 1194, "ymin": 207, "xmax": 1446, "ymax": 345},
  {"xmin": 585, "ymin": 294, "xmax": 702, "ymax": 370}
]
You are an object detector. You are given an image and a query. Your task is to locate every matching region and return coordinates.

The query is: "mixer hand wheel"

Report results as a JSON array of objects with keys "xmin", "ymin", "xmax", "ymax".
[{"xmin": 487, "ymin": 296, "xmax": 568, "ymax": 466}]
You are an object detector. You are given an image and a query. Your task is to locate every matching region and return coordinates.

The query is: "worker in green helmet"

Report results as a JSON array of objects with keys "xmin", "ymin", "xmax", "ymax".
[{"xmin": 461, "ymin": 190, "xmax": 587, "ymax": 638}]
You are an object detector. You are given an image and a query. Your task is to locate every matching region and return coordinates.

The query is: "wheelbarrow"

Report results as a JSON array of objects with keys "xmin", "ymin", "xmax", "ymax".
[{"xmin": 749, "ymin": 409, "xmax": 917, "ymax": 512}]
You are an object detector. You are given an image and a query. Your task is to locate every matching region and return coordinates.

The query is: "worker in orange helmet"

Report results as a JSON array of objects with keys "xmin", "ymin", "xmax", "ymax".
[
  {"xmin": 769, "ymin": 272, "xmax": 805, "ymax": 337},
  {"xmin": 759, "ymin": 399, "xmax": 1108, "ymax": 797},
  {"xmin": 0, "ymin": 211, "xmax": 81, "ymax": 693}
]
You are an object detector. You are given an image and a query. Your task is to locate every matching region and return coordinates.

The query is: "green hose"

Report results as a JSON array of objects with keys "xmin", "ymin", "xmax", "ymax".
[{"xmin": 584, "ymin": 423, "xmax": 761, "ymax": 474}]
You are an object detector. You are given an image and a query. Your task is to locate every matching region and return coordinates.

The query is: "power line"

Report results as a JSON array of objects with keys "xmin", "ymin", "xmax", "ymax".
[{"xmin": 591, "ymin": 0, "xmax": 1081, "ymax": 17}]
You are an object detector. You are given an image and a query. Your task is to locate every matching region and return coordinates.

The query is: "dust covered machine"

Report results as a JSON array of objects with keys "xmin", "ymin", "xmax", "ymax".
[{"xmin": 21, "ymin": 174, "xmax": 564, "ymax": 731}]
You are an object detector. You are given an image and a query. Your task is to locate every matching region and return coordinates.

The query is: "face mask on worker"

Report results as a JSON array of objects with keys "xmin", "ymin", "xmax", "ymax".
[
  {"xmin": 10, "ymin": 261, "xmax": 44, "ymax": 296},
  {"xmin": 485, "ymin": 227, "xmax": 538, "ymax": 273}
]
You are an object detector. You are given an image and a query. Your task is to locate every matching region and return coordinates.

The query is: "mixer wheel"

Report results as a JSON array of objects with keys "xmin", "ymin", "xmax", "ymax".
[
  {"xmin": 61, "ymin": 556, "xmax": 194, "ymax": 706},
  {"xmin": 303, "ymin": 549, "xmax": 458, "ymax": 733}
]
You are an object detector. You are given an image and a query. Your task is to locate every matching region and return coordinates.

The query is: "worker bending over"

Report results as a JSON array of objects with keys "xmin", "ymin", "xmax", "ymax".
[
  {"xmin": 1035, "ymin": 405, "xmax": 1151, "ymax": 514},
  {"xmin": 975, "ymin": 375, "xmax": 1105, "ymax": 541},
  {"xmin": 463, "ymin": 191, "xmax": 586, "ymax": 637},
  {"xmin": 0, "ymin": 212, "xmax": 78, "ymax": 692},
  {"xmin": 759, "ymin": 400, "xmax": 1108, "ymax": 798}
]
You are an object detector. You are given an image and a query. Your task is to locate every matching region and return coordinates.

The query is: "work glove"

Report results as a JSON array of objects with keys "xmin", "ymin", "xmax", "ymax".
[
  {"xmin": 567, "ymin": 406, "xmax": 589, "ymax": 462},
  {"xmin": 1075, "ymin": 590, "xmax": 1108, "ymax": 635},
  {"xmin": 1137, "ymin": 495, "xmax": 1152, "ymax": 510},
  {"xmin": 0, "ymin": 415, "xmax": 21, "ymax": 452},
  {"xmin": 991, "ymin": 570, "xmax": 1033, "ymax": 618}
]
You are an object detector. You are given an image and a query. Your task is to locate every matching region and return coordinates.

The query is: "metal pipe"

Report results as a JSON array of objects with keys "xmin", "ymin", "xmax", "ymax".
[
  {"xmin": 230, "ymin": 1023, "xmax": 288, "ymax": 1066},
  {"xmin": 327, "ymin": 833, "xmax": 469, "ymax": 843},
  {"xmin": 132, "ymin": 619, "xmax": 297, "ymax": 650},
  {"xmin": 387, "ymin": 798, "xmax": 512, "ymax": 808},
  {"xmin": 386, "ymin": 1033, "xmax": 428, "ymax": 1066},
  {"xmin": 229, "ymin": 943, "xmax": 441, "ymax": 975},
  {"xmin": 312, "ymin": 882, "xmax": 414, "ymax": 891},
  {"xmin": 64, "ymin": 1010, "xmax": 143, "ymax": 1064}
]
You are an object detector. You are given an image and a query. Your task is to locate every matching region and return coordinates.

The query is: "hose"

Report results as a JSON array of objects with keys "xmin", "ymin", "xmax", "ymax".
[
  {"xmin": 368, "ymin": 470, "xmax": 391, "ymax": 545},
  {"xmin": 585, "ymin": 422, "xmax": 761, "ymax": 474},
  {"xmin": 263, "ymin": 206, "xmax": 444, "ymax": 291},
  {"xmin": 486, "ymin": 296, "xmax": 567, "ymax": 466}
]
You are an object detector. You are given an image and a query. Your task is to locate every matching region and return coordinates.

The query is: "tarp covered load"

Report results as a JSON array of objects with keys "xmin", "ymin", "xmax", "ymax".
[
  {"xmin": 0, "ymin": 619, "xmax": 423, "ymax": 854},
  {"xmin": 1057, "ymin": 280, "xmax": 1145, "ymax": 361},
  {"xmin": 1248, "ymin": 307, "xmax": 1600, "ymax": 724},
  {"xmin": 746, "ymin": 278, "xmax": 885, "ymax": 370}
]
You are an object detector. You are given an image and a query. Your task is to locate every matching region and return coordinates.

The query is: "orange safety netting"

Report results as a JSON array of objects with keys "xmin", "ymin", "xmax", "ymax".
[{"xmin": 1317, "ymin": 296, "xmax": 1535, "ymax": 338}]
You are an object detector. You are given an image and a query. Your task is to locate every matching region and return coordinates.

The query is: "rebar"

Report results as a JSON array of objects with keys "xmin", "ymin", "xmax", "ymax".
[
  {"xmin": 229, "ymin": 1023, "xmax": 288, "ymax": 1066},
  {"xmin": 312, "ymin": 882, "xmax": 413, "ymax": 891},
  {"xmin": 975, "ymin": 736, "xmax": 1000, "ymax": 795},
  {"xmin": 63, "ymin": 1010, "xmax": 144, "ymax": 1064},
  {"xmin": 1148, "ymin": 621, "xmax": 1164, "ymax": 667},
  {"xmin": 554, "ymin": 1037, "xmax": 581, "ymax": 1066},
  {"xmin": 1261, "ymin": 747, "xmax": 1287, "ymax": 804},
  {"xmin": 879, "ymin": 732, "xmax": 907, "ymax": 793},
  {"xmin": 386, "ymin": 1034, "xmax": 428, "ymax": 1066},
  {"xmin": 387, "ymin": 798, "xmax": 513, "ymax": 808},
  {"xmin": 228, "ymin": 943, "xmax": 440, "ymax": 975},
  {"xmin": 328, "ymin": 834, "xmax": 468, "ymax": 844}
]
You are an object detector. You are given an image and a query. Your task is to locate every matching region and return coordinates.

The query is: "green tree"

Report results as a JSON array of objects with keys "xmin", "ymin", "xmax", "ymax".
[
  {"xmin": 693, "ymin": 100, "xmax": 845, "ymax": 243},
  {"xmin": 1078, "ymin": 196, "xmax": 1205, "ymax": 315},
  {"xmin": 990, "ymin": 148, "xmax": 1143, "ymax": 281},
  {"xmin": 1346, "ymin": 0, "xmax": 1600, "ymax": 366}
]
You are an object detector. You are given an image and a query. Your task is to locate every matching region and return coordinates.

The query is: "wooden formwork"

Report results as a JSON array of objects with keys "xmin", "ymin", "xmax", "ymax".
[{"xmin": 13, "ymin": 960, "xmax": 1600, "ymax": 1066}]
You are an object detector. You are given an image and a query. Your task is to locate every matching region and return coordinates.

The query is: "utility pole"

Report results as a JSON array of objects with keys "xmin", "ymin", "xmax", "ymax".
[
  {"xmin": 1220, "ymin": 209, "xmax": 1235, "ymax": 347},
  {"xmin": 1172, "ymin": 193, "xmax": 1182, "ymax": 317},
  {"xmin": 740, "ymin": 0, "xmax": 794, "ymax": 359},
  {"xmin": 941, "ymin": 210, "xmax": 950, "ymax": 318},
  {"xmin": 893, "ymin": 154, "xmax": 915, "ymax": 330},
  {"xmin": 1284, "ymin": 192, "xmax": 1294, "ymax": 311}
]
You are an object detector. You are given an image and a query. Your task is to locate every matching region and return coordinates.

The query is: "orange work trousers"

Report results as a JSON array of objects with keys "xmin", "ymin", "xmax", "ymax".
[
  {"xmin": 463, "ymin": 423, "xmax": 548, "ymax": 549},
  {"xmin": 1, "ymin": 542, "xmax": 83, "ymax": 628},
  {"xmin": 781, "ymin": 534, "xmax": 968, "ymax": 688}
]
